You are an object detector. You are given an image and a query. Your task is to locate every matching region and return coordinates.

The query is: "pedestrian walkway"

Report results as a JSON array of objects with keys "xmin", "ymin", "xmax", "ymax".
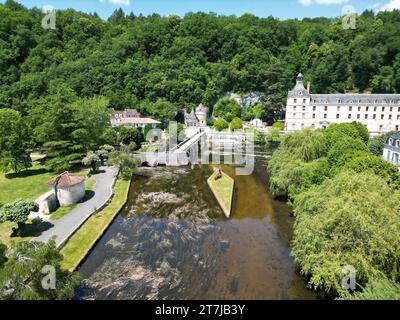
[{"xmin": 34, "ymin": 166, "xmax": 118, "ymax": 247}]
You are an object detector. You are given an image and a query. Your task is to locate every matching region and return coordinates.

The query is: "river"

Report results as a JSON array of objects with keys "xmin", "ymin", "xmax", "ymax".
[{"xmin": 75, "ymin": 159, "xmax": 315, "ymax": 300}]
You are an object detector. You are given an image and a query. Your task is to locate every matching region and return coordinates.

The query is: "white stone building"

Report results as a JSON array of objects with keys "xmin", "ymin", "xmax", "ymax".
[
  {"xmin": 184, "ymin": 104, "xmax": 209, "ymax": 136},
  {"xmin": 383, "ymin": 133, "xmax": 400, "ymax": 169},
  {"xmin": 285, "ymin": 74, "xmax": 400, "ymax": 135},
  {"xmin": 49, "ymin": 172, "xmax": 86, "ymax": 207}
]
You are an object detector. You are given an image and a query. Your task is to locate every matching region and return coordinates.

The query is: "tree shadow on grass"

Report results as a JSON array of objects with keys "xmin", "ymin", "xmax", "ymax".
[
  {"xmin": 11, "ymin": 219, "xmax": 54, "ymax": 238},
  {"xmin": 5, "ymin": 168, "xmax": 49, "ymax": 180}
]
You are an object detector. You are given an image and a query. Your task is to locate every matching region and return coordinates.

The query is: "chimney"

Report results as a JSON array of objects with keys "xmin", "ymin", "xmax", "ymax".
[{"xmin": 307, "ymin": 82, "xmax": 311, "ymax": 93}]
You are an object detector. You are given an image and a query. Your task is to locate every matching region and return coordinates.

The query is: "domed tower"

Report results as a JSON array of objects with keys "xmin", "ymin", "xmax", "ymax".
[{"xmin": 195, "ymin": 104, "xmax": 208, "ymax": 127}]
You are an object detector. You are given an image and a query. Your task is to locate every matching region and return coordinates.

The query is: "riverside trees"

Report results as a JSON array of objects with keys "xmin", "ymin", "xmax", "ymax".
[{"xmin": 267, "ymin": 122, "xmax": 400, "ymax": 299}]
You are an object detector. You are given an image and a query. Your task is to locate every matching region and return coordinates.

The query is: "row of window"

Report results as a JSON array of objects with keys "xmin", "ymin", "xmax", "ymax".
[
  {"xmin": 388, "ymin": 139, "xmax": 400, "ymax": 148},
  {"xmin": 290, "ymin": 123, "xmax": 400, "ymax": 131},
  {"xmin": 293, "ymin": 99, "xmax": 400, "ymax": 105},
  {"xmin": 291, "ymin": 106, "xmax": 400, "ymax": 112},
  {"xmin": 290, "ymin": 113, "xmax": 400, "ymax": 120}
]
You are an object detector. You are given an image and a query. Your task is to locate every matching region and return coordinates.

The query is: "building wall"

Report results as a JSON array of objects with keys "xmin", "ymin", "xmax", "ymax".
[
  {"xmin": 285, "ymin": 97, "xmax": 400, "ymax": 135},
  {"xmin": 55, "ymin": 181, "xmax": 86, "ymax": 206}
]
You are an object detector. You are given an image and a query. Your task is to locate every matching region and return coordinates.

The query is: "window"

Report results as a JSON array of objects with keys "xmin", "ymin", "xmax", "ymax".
[
  {"xmin": 389, "ymin": 115, "xmax": 392, "ymax": 120},
  {"xmin": 366, "ymin": 106, "xmax": 369, "ymax": 112},
  {"xmin": 381, "ymin": 114, "xmax": 384, "ymax": 120},
  {"xmin": 302, "ymin": 106, "xmax": 306, "ymax": 111},
  {"xmin": 358, "ymin": 107, "xmax": 361, "ymax": 112},
  {"xmin": 293, "ymin": 113, "xmax": 296, "ymax": 118},
  {"xmin": 324, "ymin": 106, "xmax": 328, "ymax": 111},
  {"xmin": 373, "ymin": 114, "xmax": 377, "ymax": 120},
  {"xmin": 398, "ymin": 115, "xmax": 400, "ymax": 120},
  {"xmin": 293, "ymin": 106, "xmax": 297, "ymax": 111},
  {"xmin": 396, "ymin": 125, "xmax": 399, "ymax": 131},
  {"xmin": 348, "ymin": 114, "xmax": 352, "ymax": 119},
  {"xmin": 365, "ymin": 114, "xmax": 368, "ymax": 119},
  {"xmin": 303, "ymin": 99, "xmax": 306, "ymax": 104},
  {"xmin": 374, "ymin": 107, "xmax": 377, "ymax": 112},
  {"xmin": 336, "ymin": 114, "xmax": 340, "ymax": 119},
  {"xmin": 324, "ymin": 114, "xmax": 327, "ymax": 119},
  {"xmin": 349, "ymin": 106, "xmax": 353, "ymax": 111},
  {"xmin": 312, "ymin": 114, "xmax": 316, "ymax": 119},
  {"xmin": 382, "ymin": 107, "xmax": 385, "ymax": 112},
  {"xmin": 380, "ymin": 125, "xmax": 383, "ymax": 131},
  {"xmin": 294, "ymin": 99, "xmax": 297, "ymax": 104},
  {"xmin": 357, "ymin": 114, "xmax": 361, "ymax": 119},
  {"xmin": 337, "ymin": 106, "xmax": 341, "ymax": 111},
  {"xmin": 313, "ymin": 106, "xmax": 316, "ymax": 111},
  {"xmin": 390, "ymin": 107, "xmax": 393, "ymax": 112}
]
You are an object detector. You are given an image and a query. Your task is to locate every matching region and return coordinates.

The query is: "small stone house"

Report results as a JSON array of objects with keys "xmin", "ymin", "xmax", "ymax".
[{"xmin": 49, "ymin": 172, "xmax": 86, "ymax": 207}]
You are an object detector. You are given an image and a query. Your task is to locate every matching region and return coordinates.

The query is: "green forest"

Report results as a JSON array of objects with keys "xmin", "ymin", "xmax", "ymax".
[{"xmin": 2, "ymin": 0, "xmax": 400, "ymax": 115}]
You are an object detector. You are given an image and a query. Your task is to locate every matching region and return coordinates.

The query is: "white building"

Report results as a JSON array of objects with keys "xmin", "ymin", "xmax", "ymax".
[
  {"xmin": 111, "ymin": 109, "xmax": 161, "ymax": 129},
  {"xmin": 285, "ymin": 74, "xmax": 400, "ymax": 135},
  {"xmin": 48, "ymin": 172, "xmax": 86, "ymax": 207},
  {"xmin": 184, "ymin": 104, "xmax": 209, "ymax": 136},
  {"xmin": 383, "ymin": 133, "xmax": 400, "ymax": 170}
]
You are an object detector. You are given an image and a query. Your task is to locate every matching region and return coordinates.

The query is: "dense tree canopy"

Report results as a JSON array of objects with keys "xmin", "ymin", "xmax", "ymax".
[{"xmin": 2, "ymin": 1, "xmax": 400, "ymax": 130}]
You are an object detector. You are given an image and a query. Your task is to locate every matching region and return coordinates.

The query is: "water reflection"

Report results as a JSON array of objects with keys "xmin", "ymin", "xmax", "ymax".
[{"xmin": 76, "ymin": 161, "xmax": 315, "ymax": 300}]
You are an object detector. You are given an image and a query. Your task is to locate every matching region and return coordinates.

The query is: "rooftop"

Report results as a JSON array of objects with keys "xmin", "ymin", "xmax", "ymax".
[
  {"xmin": 49, "ymin": 172, "xmax": 86, "ymax": 188},
  {"xmin": 114, "ymin": 117, "xmax": 161, "ymax": 125}
]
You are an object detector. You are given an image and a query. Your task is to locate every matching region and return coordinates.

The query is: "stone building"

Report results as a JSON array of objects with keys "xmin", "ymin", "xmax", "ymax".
[
  {"xmin": 185, "ymin": 104, "xmax": 209, "ymax": 127},
  {"xmin": 49, "ymin": 172, "xmax": 86, "ymax": 207},
  {"xmin": 285, "ymin": 73, "xmax": 400, "ymax": 135},
  {"xmin": 383, "ymin": 133, "xmax": 400, "ymax": 169}
]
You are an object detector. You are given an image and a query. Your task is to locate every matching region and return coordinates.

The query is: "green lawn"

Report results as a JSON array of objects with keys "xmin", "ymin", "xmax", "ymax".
[
  {"xmin": 208, "ymin": 169, "xmax": 235, "ymax": 218},
  {"xmin": 60, "ymin": 176, "xmax": 131, "ymax": 272},
  {"xmin": 0, "ymin": 164, "xmax": 54, "ymax": 205},
  {"xmin": 0, "ymin": 161, "xmax": 91, "ymax": 245}
]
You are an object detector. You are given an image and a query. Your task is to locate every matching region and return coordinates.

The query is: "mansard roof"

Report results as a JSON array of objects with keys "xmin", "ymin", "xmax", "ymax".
[
  {"xmin": 310, "ymin": 94, "xmax": 400, "ymax": 105},
  {"xmin": 385, "ymin": 133, "xmax": 400, "ymax": 149}
]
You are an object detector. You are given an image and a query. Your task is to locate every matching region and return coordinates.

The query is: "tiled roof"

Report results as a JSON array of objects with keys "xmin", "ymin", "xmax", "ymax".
[
  {"xmin": 49, "ymin": 172, "xmax": 85, "ymax": 188},
  {"xmin": 115, "ymin": 117, "xmax": 161, "ymax": 125}
]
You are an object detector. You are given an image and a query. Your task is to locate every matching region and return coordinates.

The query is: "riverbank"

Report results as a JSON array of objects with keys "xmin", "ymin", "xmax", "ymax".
[
  {"xmin": 207, "ymin": 169, "xmax": 234, "ymax": 218},
  {"xmin": 60, "ymin": 175, "xmax": 132, "ymax": 272}
]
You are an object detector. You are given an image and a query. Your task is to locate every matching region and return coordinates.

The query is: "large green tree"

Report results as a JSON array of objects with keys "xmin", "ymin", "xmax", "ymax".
[
  {"xmin": 0, "ymin": 108, "xmax": 32, "ymax": 173},
  {"xmin": 0, "ymin": 240, "xmax": 80, "ymax": 300}
]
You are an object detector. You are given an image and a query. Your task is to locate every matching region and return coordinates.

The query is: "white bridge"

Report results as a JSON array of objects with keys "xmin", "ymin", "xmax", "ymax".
[{"xmin": 133, "ymin": 130, "xmax": 266, "ymax": 167}]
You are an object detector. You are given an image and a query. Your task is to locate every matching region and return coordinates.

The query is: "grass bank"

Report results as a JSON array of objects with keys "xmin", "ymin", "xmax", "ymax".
[
  {"xmin": 60, "ymin": 175, "xmax": 131, "ymax": 272},
  {"xmin": 207, "ymin": 169, "xmax": 234, "ymax": 218}
]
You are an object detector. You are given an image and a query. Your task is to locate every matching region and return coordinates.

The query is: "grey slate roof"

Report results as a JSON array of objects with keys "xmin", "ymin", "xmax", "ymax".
[{"xmin": 310, "ymin": 94, "xmax": 400, "ymax": 105}]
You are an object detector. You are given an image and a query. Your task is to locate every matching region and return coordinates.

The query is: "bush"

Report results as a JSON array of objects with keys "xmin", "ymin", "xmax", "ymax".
[
  {"xmin": 341, "ymin": 277, "xmax": 400, "ymax": 300},
  {"xmin": 230, "ymin": 117, "xmax": 243, "ymax": 130},
  {"xmin": 327, "ymin": 136, "xmax": 368, "ymax": 167},
  {"xmin": 213, "ymin": 119, "xmax": 229, "ymax": 132}
]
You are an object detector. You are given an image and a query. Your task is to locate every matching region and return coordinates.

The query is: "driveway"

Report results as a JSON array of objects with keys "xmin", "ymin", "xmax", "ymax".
[{"xmin": 34, "ymin": 166, "xmax": 118, "ymax": 247}]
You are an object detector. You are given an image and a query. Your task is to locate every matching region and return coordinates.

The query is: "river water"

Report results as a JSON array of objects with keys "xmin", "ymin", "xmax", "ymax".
[{"xmin": 76, "ymin": 160, "xmax": 315, "ymax": 300}]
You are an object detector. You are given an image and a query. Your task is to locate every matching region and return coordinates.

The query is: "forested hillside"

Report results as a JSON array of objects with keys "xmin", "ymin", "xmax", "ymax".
[{"xmin": 1, "ymin": 0, "xmax": 400, "ymax": 162}]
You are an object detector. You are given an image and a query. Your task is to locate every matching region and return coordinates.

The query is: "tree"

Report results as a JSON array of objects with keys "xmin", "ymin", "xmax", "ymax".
[
  {"xmin": 327, "ymin": 136, "xmax": 369, "ymax": 167},
  {"xmin": 212, "ymin": 98, "xmax": 241, "ymax": 122},
  {"xmin": 0, "ymin": 200, "xmax": 39, "ymax": 234},
  {"xmin": 82, "ymin": 151, "xmax": 100, "ymax": 173},
  {"xmin": 0, "ymin": 108, "xmax": 32, "ymax": 173},
  {"xmin": 213, "ymin": 119, "xmax": 229, "ymax": 132},
  {"xmin": 0, "ymin": 240, "xmax": 80, "ymax": 300},
  {"xmin": 108, "ymin": 146, "xmax": 140, "ymax": 180},
  {"xmin": 96, "ymin": 145, "xmax": 115, "ymax": 165},
  {"xmin": 118, "ymin": 126, "xmax": 144, "ymax": 148},
  {"xmin": 292, "ymin": 170, "xmax": 400, "ymax": 297},
  {"xmin": 148, "ymin": 99, "xmax": 177, "ymax": 128},
  {"xmin": 230, "ymin": 117, "xmax": 243, "ymax": 131},
  {"xmin": 341, "ymin": 277, "xmax": 400, "ymax": 300}
]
